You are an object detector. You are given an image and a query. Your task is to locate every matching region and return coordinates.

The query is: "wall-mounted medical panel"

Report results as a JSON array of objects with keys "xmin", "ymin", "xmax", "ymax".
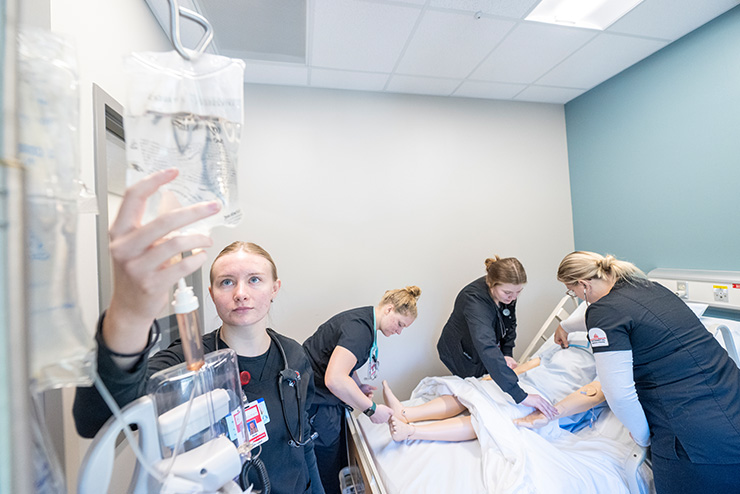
[{"xmin": 648, "ymin": 268, "xmax": 740, "ymax": 312}]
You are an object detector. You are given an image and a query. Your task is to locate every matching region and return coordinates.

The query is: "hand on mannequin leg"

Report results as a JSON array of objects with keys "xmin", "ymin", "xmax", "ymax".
[
  {"xmin": 514, "ymin": 381, "xmax": 604, "ymax": 429},
  {"xmin": 383, "ymin": 380, "xmax": 466, "ymax": 424}
]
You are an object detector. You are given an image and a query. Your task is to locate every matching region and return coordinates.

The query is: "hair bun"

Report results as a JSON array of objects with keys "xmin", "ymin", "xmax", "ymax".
[
  {"xmin": 598, "ymin": 255, "xmax": 615, "ymax": 271},
  {"xmin": 484, "ymin": 256, "xmax": 501, "ymax": 269},
  {"xmin": 405, "ymin": 285, "xmax": 422, "ymax": 299}
]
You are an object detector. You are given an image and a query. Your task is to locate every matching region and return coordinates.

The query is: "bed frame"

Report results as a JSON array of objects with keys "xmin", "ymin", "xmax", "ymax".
[{"xmin": 343, "ymin": 294, "xmax": 650, "ymax": 494}]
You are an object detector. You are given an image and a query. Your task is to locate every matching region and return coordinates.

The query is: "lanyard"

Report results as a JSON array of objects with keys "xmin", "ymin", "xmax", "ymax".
[{"xmin": 367, "ymin": 308, "xmax": 379, "ymax": 380}]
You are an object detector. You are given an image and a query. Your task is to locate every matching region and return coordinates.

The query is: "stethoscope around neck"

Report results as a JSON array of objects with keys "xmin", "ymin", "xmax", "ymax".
[{"xmin": 215, "ymin": 327, "xmax": 317, "ymax": 448}]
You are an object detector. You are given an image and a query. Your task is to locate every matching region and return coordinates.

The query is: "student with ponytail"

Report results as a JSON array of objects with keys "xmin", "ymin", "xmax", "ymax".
[
  {"xmin": 302, "ymin": 286, "xmax": 422, "ymax": 494},
  {"xmin": 557, "ymin": 251, "xmax": 740, "ymax": 494},
  {"xmin": 437, "ymin": 256, "xmax": 558, "ymax": 420}
]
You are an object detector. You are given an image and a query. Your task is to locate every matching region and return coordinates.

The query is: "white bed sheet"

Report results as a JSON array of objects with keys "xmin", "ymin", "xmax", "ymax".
[{"xmin": 358, "ymin": 338, "xmax": 652, "ymax": 494}]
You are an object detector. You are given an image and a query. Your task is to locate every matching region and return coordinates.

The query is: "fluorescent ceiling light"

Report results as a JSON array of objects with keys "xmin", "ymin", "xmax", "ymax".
[{"xmin": 526, "ymin": 0, "xmax": 644, "ymax": 30}]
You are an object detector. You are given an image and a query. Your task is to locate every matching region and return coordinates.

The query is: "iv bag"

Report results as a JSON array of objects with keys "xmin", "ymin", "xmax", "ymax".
[
  {"xmin": 17, "ymin": 29, "xmax": 95, "ymax": 392},
  {"xmin": 124, "ymin": 50, "xmax": 245, "ymax": 234}
]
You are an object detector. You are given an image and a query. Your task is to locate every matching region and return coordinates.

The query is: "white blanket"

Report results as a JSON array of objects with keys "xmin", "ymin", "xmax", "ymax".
[{"xmin": 359, "ymin": 339, "xmax": 647, "ymax": 493}]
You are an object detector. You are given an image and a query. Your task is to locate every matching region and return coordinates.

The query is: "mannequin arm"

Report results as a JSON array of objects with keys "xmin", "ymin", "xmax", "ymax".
[{"xmin": 514, "ymin": 381, "xmax": 604, "ymax": 429}]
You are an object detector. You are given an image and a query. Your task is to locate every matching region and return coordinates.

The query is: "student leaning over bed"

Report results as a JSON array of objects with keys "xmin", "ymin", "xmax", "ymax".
[
  {"xmin": 302, "ymin": 287, "xmax": 421, "ymax": 494},
  {"xmin": 436, "ymin": 256, "xmax": 558, "ymax": 420},
  {"xmin": 557, "ymin": 251, "xmax": 740, "ymax": 494}
]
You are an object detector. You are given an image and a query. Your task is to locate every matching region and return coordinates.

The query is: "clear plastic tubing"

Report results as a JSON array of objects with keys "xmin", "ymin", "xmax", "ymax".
[{"xmin": 173, "ymin": 278, "xmax": 205, "ymax": 371}]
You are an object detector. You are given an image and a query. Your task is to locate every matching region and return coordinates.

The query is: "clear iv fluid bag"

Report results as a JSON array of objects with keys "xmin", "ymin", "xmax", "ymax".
[
  {"xmin": 124, "ymin": 51, "xmax": 245, "ymax": 234},
  {"xmin": 18, "ymin": 29, "xmax": 95, "ymax": 391}
]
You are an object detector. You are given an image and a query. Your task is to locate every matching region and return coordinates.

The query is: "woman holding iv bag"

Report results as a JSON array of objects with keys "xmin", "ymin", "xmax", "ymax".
[
  {"xmin": 302, "ymin": 287, "xmax": 421, "ymax": 494},
  {"xmin": 73, "ymin": 169, "xmax": 324, "ymax": 494}
]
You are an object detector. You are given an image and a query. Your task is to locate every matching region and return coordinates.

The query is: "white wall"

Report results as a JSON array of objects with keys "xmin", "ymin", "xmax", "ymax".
[{"xmin": 204, "ymin": 84, "xmax": 576, "ymax": 400}]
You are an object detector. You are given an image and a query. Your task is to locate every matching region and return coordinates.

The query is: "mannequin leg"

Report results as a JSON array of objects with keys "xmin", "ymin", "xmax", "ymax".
[
  {"xmin": 389, "ymin": 415, "xmax": 477, "ymax": 442},
  {"xmin": 383, "ymin": 380, "xmax": 466, "ymax": 424},
  {"xmin": 514, "ymin": 381, "xmax": 604, "ymax": 429}
]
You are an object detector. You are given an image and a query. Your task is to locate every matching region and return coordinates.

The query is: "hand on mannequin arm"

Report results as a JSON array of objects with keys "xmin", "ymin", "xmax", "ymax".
[
  {"xmin": 103, "ymin": 169, "xmax": 219, "ymax": 365},
  {"xmin": 520, "ymin": 394, "xmax": 559, "ymax": 420},
  {"xmin": 504, "ymin": 356, "xmax": 518, "ymax": 369},
  {"xmin": 326, "ymin": 346, "xmax": 392, "ymax": 424},
  {"xmin": 594, "ymin": 350, "xmax": 650, "ymax": 447}
]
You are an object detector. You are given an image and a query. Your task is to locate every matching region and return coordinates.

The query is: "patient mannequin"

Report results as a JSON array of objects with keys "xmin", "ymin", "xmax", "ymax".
[{"xmin": 385, "ymin": 359, "xmax": 605, "ymax": 442}]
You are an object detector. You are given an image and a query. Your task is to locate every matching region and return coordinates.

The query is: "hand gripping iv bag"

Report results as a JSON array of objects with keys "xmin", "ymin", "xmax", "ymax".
[{"xmin": 124, "ymin": 50, "xmax": 245, "ymax": 234}]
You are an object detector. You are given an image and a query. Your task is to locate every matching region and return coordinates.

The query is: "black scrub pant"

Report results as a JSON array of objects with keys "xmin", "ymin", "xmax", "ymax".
[
  {"xmin": 310, "ymin": 403, "xmax": 348, "ymax": 494},
  {"xmin": 652, "ymin": 440, "xmax": 740, "ymax": 494}
]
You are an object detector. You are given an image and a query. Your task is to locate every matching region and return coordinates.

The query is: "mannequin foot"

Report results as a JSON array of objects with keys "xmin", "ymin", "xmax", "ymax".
[
  {"xmin": 389, "ymin": 416, "xmax": 415, "ymax": 442},
  {"xmin": 513, "ymin": 411, "xmax": 550, "ymax": 429},
  {"xmin": 382, "ymin": 380, "xmax": 408, "ymax": 423}
]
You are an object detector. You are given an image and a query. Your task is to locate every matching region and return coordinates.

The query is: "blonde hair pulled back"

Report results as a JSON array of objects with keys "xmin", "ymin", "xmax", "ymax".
[
  {"xmin": 557, "ymin": 251, "xmax": 646, "ymax": 285},
  {"xmin": 484, "ymin": 256, "xmax": 527, "ymax": 287},
  {"xmin": 379, "ymin": 286, "xmax": 422, "ymax": 318}
]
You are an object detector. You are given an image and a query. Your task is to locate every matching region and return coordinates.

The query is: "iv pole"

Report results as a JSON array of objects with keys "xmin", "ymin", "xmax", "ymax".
[{"xmin": 0, "ymin": 0, "xmax": 34, "ymax": 492}]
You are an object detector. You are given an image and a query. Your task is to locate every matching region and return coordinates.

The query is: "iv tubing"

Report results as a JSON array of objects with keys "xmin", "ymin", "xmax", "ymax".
[{"xmin": 174, "ymin": 277, "xmax": 205, "ymax": 371}]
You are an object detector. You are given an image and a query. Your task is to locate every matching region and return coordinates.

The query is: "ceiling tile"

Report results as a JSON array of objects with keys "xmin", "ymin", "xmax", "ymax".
[
  {"xmin": 454, "ymin": 80, "xmax": 527, "ymax": 99},
  {"xmin": 536, "ymin": 33, "xmax": 669, "ymax": 89},
  {"xmin": 608, "ymin": 0, "xmax": 740, "ymax": 40},
  {"xmin": 514, "ymin": 85, "xmax": 587, "ymax": 104},
  {"xmin": 243, "ymin": 62, "xmax": 309, "ymax": 86},
  {"xmin": 310, "ymin": 0, "xmax": 422, "ymax": 72},
  {"xmin": 472, "ymin": 22, "xmax": 597, "ymax": 84},
  {"xmin": 310, "ymin": 68, "xmax": 389, "ymax": 92},
  {"xmin": 428, "ymin": 0, "xmax": 541, "ymax": 19},
  {"xmin": 395, "ymin": 9, "xmax": 516, "ymax": 78},
  {"xmin": 386, "ymin": 75, "xmax": 462, "ymax": 96},
  {"xmin": 198, "ymin": 0, "xmax": 306, "ymax": 63}
]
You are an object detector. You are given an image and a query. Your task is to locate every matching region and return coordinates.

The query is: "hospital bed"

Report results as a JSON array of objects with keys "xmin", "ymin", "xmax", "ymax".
[
  {"xmin": 343, "ymin": 293, "xmax": 740, "ymax": 494},
  {"xmin": 343, "ymin": 294, "xmax": 653, "ymax": 494}
]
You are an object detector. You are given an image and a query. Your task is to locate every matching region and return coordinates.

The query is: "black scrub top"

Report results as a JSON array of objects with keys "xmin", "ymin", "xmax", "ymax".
[
  {"xmin": 73, "ymin": 322, "xmax": 317, "ymax": 494},
  {"xmin": 586, "ymin": 280, "xmax": 740, "ymax": 463},
  {"xmin": 436, "ymin": 277, "xmax": 526, "ymax": 403},
  {"xmin": 303, "ymin": 306, "xmax": 375, "ymax": 406}
]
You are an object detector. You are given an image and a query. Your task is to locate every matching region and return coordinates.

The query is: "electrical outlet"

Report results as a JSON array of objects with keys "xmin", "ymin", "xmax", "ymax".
[
  {"xmin": 713, "ymin": 285, "xmax": 729, "ymax": 302},
  {"xmin": 676, "ymin": 281, "xmax": 688, "ymax": 299}
]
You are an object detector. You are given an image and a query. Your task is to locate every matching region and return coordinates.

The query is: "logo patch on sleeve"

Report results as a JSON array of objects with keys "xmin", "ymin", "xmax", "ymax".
[{"xmin": 588, "ymin": 328, "xmax": 609, "ymax": 348}]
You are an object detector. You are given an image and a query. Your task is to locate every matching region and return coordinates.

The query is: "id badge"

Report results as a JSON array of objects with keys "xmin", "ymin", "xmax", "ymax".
[
  {"xmin": 244, "ymin": 399, "xmax": 270, "ymax": 447},
  {"xmin": 367, "ymin": 356, "xmax": 379, "ymax": 380}
]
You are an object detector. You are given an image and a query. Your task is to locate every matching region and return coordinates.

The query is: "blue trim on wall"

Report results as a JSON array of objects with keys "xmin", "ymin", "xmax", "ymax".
[{"xmin": 564, "ymin": 6, "xmax": 740, "ymax": 273}]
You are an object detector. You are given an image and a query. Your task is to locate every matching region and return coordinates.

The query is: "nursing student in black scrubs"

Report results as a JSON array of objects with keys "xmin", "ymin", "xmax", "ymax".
[
  {"xmin": 303, "ymin": 286, "xmax": 421, "ymax": 494},
  {"xmin": 73, "ymin": 170, "xmax": 323, "ymax": 494},
  {"xmin": 557, "ymin": 251, "xmax": 740, "ymax": 494},
  {"xmin": 436, "ymin": 256, "xmax": 557, "ymax": 419}
]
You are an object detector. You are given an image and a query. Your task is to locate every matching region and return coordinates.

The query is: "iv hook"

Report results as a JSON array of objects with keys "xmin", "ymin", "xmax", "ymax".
[{"xmin": 168, "ymin": 0, "xmax": 214, "ymax": 60}]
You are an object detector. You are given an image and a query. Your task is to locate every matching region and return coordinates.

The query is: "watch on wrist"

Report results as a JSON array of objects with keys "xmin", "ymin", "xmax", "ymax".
[{"xmin": 363, "ymin": 402, "xmax": 376, "ymax": 417}]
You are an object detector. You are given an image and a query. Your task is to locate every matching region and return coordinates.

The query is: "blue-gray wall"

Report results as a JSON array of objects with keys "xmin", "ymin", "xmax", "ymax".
[{"xmin": 565, "ymin": 6, "xmax": 740, "ymax": 273}]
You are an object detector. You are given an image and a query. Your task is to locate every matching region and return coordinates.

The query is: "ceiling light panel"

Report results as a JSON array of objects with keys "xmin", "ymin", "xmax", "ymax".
[{"xmin": 526, "ymin": 0, "xmax": 645, "ymax": 30}]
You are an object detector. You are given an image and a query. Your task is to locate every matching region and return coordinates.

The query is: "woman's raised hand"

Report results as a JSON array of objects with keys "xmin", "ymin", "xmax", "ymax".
[{"xmin": 102, "ymin": 169, "xmax": 220, "ymax": 355}]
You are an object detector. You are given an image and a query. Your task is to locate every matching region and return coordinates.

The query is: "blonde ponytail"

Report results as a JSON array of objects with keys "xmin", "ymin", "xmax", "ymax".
[{"xmin": 557, "ymin": 251, "xmax": 646, "ymax": 285}]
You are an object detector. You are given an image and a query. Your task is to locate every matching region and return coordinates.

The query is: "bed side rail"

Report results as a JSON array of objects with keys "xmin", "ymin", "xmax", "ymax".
[
  {"xmin": 344, "ymin": 409, "xmax": 388, "ymax": 494},
  {"xmin": 518, "ymin": 295, "xmax": 580, "ymax": 363}
]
